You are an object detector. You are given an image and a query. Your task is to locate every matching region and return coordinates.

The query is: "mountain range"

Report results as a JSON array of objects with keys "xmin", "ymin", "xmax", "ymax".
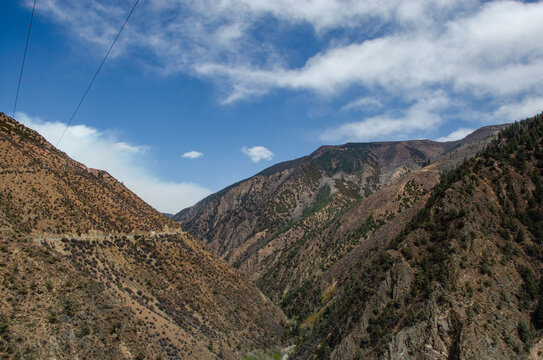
[
  {"xmin": 176, "ymin": 116, "xmax": 543, "ymax": 359},
  {"xmin": 1, "ymin": 110, "xmax": 543, "ymax": 359},
  {"xmin": 174, "ymin": 124, "xmax": 507, "ymax": 307}
]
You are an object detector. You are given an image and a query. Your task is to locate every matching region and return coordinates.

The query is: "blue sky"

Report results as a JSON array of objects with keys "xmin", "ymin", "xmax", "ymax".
[{"xmin": 1, "ymin": 0, "xmax": 542, "ymax": 213}]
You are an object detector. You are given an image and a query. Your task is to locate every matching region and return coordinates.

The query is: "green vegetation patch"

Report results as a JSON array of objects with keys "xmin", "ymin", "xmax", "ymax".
[
  {"xmin": 243, "ymin": 348, "xmax": 283, "ymax": 360},
  {"xmin": 302, "ymin": 184, "xmax": 332, "ymax": 218}
]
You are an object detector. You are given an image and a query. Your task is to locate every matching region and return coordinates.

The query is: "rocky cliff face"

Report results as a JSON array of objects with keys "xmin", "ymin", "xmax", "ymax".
[{"xmin": 0, "ymin": 113, "xmax": 285, "ymax": 359}]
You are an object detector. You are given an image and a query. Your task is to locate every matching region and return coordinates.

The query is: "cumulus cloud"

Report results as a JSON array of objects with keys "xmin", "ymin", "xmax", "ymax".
[
  {"xmin": 16, "ymin": 112, "xmax": 211, "ymax": 213},
  {"xmin": 182, "ymin": 151, "xmax": 204, "ymax": 159},
  {"xmin": 241, "ymin": 146, "xmax": 274, "ymax": 163},
  {"xmin": 436, "ymin": 128, "xmax": 475, "ymax": 142}
]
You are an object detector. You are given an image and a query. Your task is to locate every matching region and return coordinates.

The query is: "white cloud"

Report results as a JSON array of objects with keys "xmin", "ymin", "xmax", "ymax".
[
  {"xmin": 321, "ymin": 93, "xmax": 447, "ymax": 142},
  {"xmin": 16, "ymin": 112, "xmax": 211, "ymax": 213},
  {"xmin": 196, "ymin": 1, "xmax": 543, "ymax": 101},
  {"xmin": 182, "ymin": 150, "xmax": 204, "ymax": 159},
  {"xmin": 241, "ymin": 146, "xmax": 274, "ymax": 163},
  {"xmin": 33, "ymin": 1, "xmax": 543, "ymax": 93},
  {"xmin": 114, "ymin": 141, "xmax": 148, "ymax": 153},
  {"xmin": 29, "ymin": 0, "xmax": 543, "ymax": 140},
  {"xmin": 30, "ymin": 0, "xmax": 480, "ymax": 84},
  {"xmin": 341, "ymin": 97, "xmax": 383, "ymax": 112},
  {"xmin": 33, "ymin": 1, "xmax": 543, "ymax": 104},
  {"xmin": 456, "ymin": 97, "xmax": 543, "ymax": 127},
  {"xmin": 436, "ymin": 128, "xmax": 474, "ymax": 142},
  {"xmin": 490, "ymin": 97, "xmax": 543, "ymax": 124}
]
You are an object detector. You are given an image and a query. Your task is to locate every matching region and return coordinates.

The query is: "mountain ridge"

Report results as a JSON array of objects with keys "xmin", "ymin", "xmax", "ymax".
[
  {"xmin": 174, "ymin": 123, "xmax": 508, "ymax": 272},
  {"xmin": 291, "ymin": 113, "xmax": 543, "ymax": 359},
  {"xmin": 176, "ymin": 123, "xmax": 507, "ymax": 220},
  {"xmin": 0, "ymin": 112, "xmax": 285, "ymax": 359}
]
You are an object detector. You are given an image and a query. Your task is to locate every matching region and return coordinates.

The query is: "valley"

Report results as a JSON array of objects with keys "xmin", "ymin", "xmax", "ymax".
[
  {"xmin": 177, "ymin": 115, "xmax": 543, "ymax": 359},
  {"xmin": 3, "ymin": 1, "xmax": 543, "ymax": 359},
  {"xmin": 1, "ymin": 111, "xmax": 543, "ymax": 359}
]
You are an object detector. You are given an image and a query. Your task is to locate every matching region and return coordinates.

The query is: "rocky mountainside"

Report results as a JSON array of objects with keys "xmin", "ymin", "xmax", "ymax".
[
  {"xmin": 175, "ymin": 125, "xmax": 506, "ymax": 269},
  {"xmin": 289, "ymin": 113, "xmax": 543, "ymax": 359},
  {"xmin": 175, "ymin": 125, "xmax": 506, "ymax": 305},
  {"xmin": 173, "ymin": 117, "xmax": 543, "ymax": 359},
  {"xmin": 0, "ymin": 113, "xmax": 284, "ymax": 359},
  {"xmin": 238, "ymin": 133, "xmax": 506, "ymax": 320}
]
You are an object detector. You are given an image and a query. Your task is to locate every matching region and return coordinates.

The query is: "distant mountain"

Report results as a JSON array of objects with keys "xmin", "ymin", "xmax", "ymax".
[
  {"xmin": 0, "ymin": 112, "xmax": 284, "ymax": 359},
  {"xmin": 174, "ymin": 124, "xmax": 507, "ymax": 274},
  {"xmin": 177, "ymin": 113, "xmax": 543, "ymax": 359}
]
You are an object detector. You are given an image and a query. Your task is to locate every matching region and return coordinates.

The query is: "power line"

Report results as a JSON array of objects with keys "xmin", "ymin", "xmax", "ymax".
[
  {"xmin": 12, "ymin": 0, "xmax": 37, "ymax": 117},
  {"xmin": 55, "ymin": 0, "xmax": 140, "ymax": 148}
]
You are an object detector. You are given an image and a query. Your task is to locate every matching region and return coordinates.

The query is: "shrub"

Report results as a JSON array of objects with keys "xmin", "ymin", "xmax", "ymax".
[
  {"xmin": 517, "ymin": 320, "xmax": 532, "ymax": 344},
  {"xmin": 134, "ymin": 349, "xmax": 146, "ymax": 360},
  {"xmin": 519, "ymin": 266, "xmax": 538, "ymax": 301},
  {"xmin": 48, "ymin": 311, "xmax": 57, "ymax": 323},
  {"xmin": 480, "ymin": 257, "xmax": 492, "ymax": 275},
  {"xmin": 0, "ymin": 314, "xmax": 8, "ymax": 333},
  {"xmin": 76, "ymin": 324, "xmax": 91, "ymax": 338},
  {"xmin": 516, "ymin": 228, "xmax": 525, "ymax": 243},
  {"xmin": 63, "ymin": 299, "xmax": 76, "ymax": 316},
  {"xmin": 534, "ymin": 296, "xmax": 543, "ymax": 329}
]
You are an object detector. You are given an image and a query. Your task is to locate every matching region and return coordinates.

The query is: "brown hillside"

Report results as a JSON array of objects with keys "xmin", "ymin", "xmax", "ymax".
[
  {"xmin": 174, "ymin": 122, "xmax": 506, "ymax": 327},
  {"xmin": 0, "ymin": 112, "xmax": 179, "ymax": 236},
  {"xmin": 0, "ymin": 231, "xmax": 165, "ymax": 359},
  {"xmin": 0, "ymin": 113, "xmax": 285, "ymax": 359}
]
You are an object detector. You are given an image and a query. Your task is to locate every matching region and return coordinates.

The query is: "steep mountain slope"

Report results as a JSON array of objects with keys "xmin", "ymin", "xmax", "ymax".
[
  {"xmin": 290, "ymin": 114, "xmax": 543, "ymax": 359},
  {"xmin": 0, "ymin": 113, "xmax": 284, "ymax": 359},
  {"xmin": 0, "ymin": 232, "xmax": 165, "ymax": 359},
  {"xmin": 175, "ymin": 125, "xmax": 506, "ymax": 273},
  {"xmin": 246, "ymin": 165, "xmax": 440, "ymax": 313},
  {"xmin": 0, "ymin": 112, "xmax": 177, "ymax": 236},
  {"xmin": 175, "ymin": 125, "xmax": 506, "ymax": 315}
]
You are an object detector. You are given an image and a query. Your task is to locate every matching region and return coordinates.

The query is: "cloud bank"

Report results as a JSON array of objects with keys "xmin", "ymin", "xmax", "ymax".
[
  {"xmin": 16, "ymin": 112, "xmax": 211, "ymax": 213},
  {"xmin": 31, "ymin": 0, "xmax": 543, "ymax": 142},
  {"xmin": 321, "ymin": 93, "xmax": 447, "ymax": 142}
]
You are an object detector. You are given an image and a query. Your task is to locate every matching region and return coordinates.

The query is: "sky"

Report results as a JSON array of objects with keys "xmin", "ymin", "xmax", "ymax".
[{"xmin": 1, "ymin": 0, "xmax": 542, "ymax": 213}]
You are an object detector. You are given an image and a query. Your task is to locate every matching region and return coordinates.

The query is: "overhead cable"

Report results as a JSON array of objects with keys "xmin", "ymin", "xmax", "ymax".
[
  {"xmin": 56, "ymin": 0, "xmax": 140, "ymax": 147},
  {"xmin": 12, "ymin": 0, "xmax": 37, "ymax": 117}
]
